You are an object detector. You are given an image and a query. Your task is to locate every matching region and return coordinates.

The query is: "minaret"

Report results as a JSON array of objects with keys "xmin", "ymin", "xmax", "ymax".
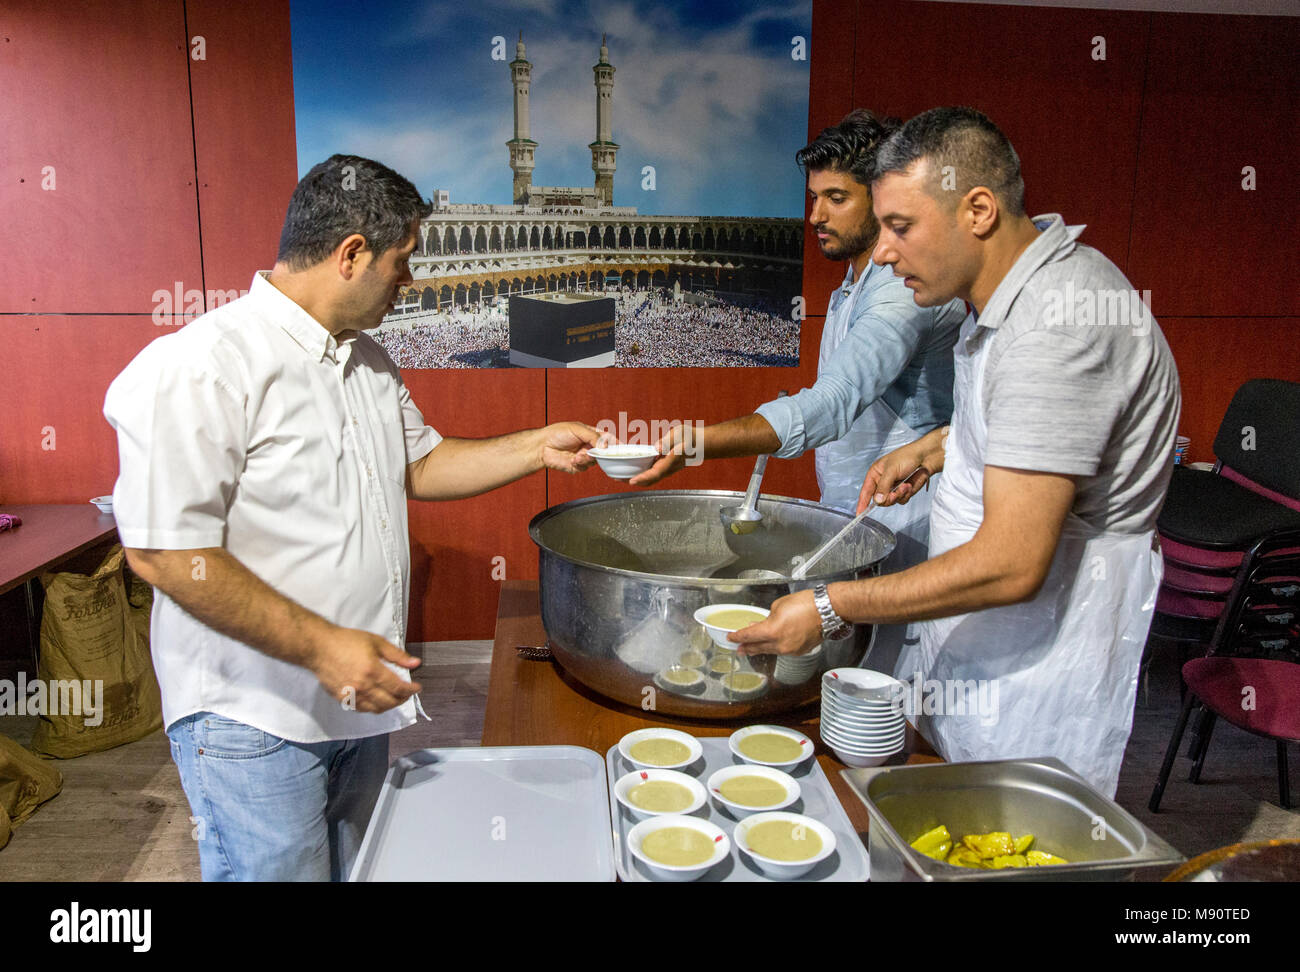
[
  {"xmin": 507, "ymin": 32, "xmax": 536, "ymax": 205},
  {"xmin": 589, "ymin": 34, "xmax": 619, "ymax": 206}
]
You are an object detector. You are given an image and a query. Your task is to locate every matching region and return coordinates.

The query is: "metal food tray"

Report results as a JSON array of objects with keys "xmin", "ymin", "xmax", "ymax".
[
  {"xmin": 841, "ymin": 757, "xmax": 1185, "ymax": 882},
  {"xmin": 606, "ymin": 735, "xmax": 869, "ymax": 882},
  {"xmin": 350, "ymin": 746, "xmax": 617, "ymax": 882}
]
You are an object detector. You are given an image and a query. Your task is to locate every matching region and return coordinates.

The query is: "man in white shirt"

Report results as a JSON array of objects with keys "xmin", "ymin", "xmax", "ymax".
[{"xmin": 104, "ymin": 155, "xmax": 602, "ymax": 880}]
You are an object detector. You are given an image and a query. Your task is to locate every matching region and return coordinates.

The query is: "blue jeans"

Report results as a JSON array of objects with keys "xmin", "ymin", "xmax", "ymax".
[{"xmin": 167, "ymin": 712, "xmax": 389, "ymax": 881}]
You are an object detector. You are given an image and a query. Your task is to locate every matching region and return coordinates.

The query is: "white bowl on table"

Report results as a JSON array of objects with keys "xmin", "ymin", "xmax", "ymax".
[
  {"xmin": 820, "ymin": 697, "xmax": 906, "ymax": 726},
  {"xmin": 586, "ymin": 444, "xmax": 659, "ymax": 479},
  {"xmin": 617, "ymin": 727, "xmax": 703, "ymax": 771},
  {"xmin": 613, "ymin": 768, "xmax": 708, "ymax": 818},
  {"xmin": 706, "ymin": 764, "xmax": 800, "ymax": 817},
  {"xmin": 827, "ymin": 745, "xmax": 902, "ymax": 769},
  {"xmin": 820, "ymin": 725, "xmax": 905, "ymax": 753},
  {"xmin": 728, "ymin": 724, "xmax": 814, "ymax": 769},
  {"xmin": 626, "ymin": 814, "xmax": 730, "ymax": 882},
  {"xmin": 733, "ymin": 811, "xmax": 836, "ymax": 880},
  {"xmin": 823, "ymin": 667, "xmax": 908, "ymax": 703},
  {"xmin": 90, "ymin": 496, "xmax": 113, "ymax": 514}
]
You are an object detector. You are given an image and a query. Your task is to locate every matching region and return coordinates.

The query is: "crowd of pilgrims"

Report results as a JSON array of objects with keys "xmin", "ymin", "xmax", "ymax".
[{"xmin": 374, "ymin": 287, "xmax": 800, "ymax": 368}]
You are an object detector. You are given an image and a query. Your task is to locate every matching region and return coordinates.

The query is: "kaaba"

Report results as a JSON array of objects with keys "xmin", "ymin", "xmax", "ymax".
[{"xmin": 508, "ymin": 293, "xmax": 616, "ymax": 368}]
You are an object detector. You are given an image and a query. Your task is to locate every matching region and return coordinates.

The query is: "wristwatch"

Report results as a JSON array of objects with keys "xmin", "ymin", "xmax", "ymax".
[{"xmin": 812, "ymin": 583, "xmax": 853, "ymax": 640}]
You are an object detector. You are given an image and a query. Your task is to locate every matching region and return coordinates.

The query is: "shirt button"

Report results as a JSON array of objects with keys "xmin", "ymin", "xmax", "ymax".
[{"xmin": 381, "ymin": 519, "xmax": 388, "ymax": 529}]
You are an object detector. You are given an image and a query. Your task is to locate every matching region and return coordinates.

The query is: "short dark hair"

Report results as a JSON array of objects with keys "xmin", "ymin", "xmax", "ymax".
[
  {"xmin": 276, "ymin": 154, "xmax": 432, "ymax": 270},
  {"xmin": 796, "ymin": 109, "xmax": 902, "ymax": 186},
  {"xmin": 871, "ymin": 107, "xmax": 1026, "ymax": 216}
]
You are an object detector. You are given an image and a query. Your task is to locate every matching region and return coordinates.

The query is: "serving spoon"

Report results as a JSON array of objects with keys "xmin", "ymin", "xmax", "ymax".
[
  {"xmin": 718, "ymin": 391, "xmax": 788, "ymax": 539},
  {"xmin": 789, "ymin": 498, "xmax": 875, "ymax": 580}
]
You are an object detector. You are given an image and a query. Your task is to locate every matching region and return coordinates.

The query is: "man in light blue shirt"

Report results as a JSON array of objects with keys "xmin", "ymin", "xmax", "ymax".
[{"xmin": 633, "ymin": 110, "xmax": 966, "ymax": 674}]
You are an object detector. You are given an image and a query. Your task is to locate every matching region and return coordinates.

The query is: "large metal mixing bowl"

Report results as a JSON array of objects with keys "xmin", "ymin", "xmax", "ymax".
[{"xmin": 528, "ymin": 490, "xmax": 895, "ymax": 719}]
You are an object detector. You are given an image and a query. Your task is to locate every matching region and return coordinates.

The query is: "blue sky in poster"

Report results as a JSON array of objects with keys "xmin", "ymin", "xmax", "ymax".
[{"xmin": 289, "ymin": 0, "xmax": 812, "ymax": 218}]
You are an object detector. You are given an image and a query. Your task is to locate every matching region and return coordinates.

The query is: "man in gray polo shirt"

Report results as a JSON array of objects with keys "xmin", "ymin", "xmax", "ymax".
[{"xmin": 732, "ymin": 107, "xmax": 1180, "ymax": 796}]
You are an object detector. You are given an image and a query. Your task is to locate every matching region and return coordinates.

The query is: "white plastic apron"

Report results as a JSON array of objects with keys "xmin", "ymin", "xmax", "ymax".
[
  {"xmin": 905, "ymin": 316, "xmax": 1162, "ymax": 797},
  {"xmin": 816, "ymin": 268, "xmax": 932, "ymax": 676}
]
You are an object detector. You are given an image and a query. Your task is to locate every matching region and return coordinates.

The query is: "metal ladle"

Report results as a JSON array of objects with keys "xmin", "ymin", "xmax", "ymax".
[
  {"xmin": 719, "ymin": 452, "xmax": 770, "ymax": 537},
  {"xmin": 718, "ymin": 390, "xmax": 787, "ymax": 541},
  {"xmin": 789, "ymin": 499, "xmax": 875, "ymax": 580}
]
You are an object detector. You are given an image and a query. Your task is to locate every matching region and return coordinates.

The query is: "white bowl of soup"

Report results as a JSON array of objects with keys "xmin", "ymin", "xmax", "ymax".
[
  {"xmin": 733, "ymin": 811, "xmax": 836, "ymax": 880},
  {"xmin": 655, "ymin": 666, "xmax": 707, "ymax": 695},
  {"xmin": 627, "ymin": 815, "xmax": 730, "ymax": 881},
  {"xmin": 618, "ymin": 728, "xmax": 703, "ymax": 771},
  {"xmin": 706, "ymin": 764, "xmax": 800, "ymax": 817},
  {"xmin": 728, "ymin": 725, "xmax": 814, "ymax": 769},
  {"xmin": 586, "ymin": 444, "xmax": 660, "ymax": 479},
  {"xmin": 721, "ymin": 670, "xmax": 770, "ymax": 700},
  {"xmin": 614, "ymin": 768, "xmax": 708, "ymax": 818},
  {"xmin": 693, "ymin": 603, "xmax": 770, "ymax": 649}
]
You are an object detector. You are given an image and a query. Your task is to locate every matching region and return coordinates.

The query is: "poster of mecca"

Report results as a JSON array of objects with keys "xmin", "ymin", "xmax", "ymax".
[{"xmin": 290, "ymin": 0, "xmax": 811, "ymax": 368}]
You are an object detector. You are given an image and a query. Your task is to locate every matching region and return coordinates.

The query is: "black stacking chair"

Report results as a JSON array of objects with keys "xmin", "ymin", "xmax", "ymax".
[
  {"xmin": 1150, "ymin": 529, "xmax": 1300, "ymax": 810},
  {"xmin": 1146, "ymin": 378, "xmax": 1300, "ymax": 811}
]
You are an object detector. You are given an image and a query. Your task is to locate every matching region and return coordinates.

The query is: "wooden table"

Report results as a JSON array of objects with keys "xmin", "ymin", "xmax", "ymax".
[
  {"xmin": 0, "ymin": 504, "xmax": 119, "ymax": 596},
  {"xmin": 0, "ymin": 504, "xmax": 119, "ymax": 670},
  {"xmin": 482, "ymin": 580, "xmax": 941, "ymax": 843}
]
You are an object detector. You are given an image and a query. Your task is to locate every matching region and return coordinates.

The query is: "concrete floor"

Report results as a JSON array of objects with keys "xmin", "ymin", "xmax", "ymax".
[{"xmin": 1, "ymin": 638, "xmax": 1296, "ymax": 880}]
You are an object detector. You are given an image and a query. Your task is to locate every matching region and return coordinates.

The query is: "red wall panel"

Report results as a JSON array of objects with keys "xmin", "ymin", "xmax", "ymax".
[
  {"xmin": 186, "ymin": 0, "xmax": 300, "ymax": 301},
  {"xmin": 1127, "ymin": 14, "xmax": 1299, "ymax": 317},
  {"xmin": 1161, "ymin": 318, "xmax": 1300, "ymax": 467},
  {"xmin": 0, "ymin": 316, "xmax": 164, "ymax": 502},
  {"xmin": 851, "ymin": 0, "xmax": 1148, "ymax": 273},
  {"xmin": 402, "ymin": 368, "xmax": 548, "ymax": 640},
  {"xmin": 0, "ymin": 0, "xmax": 202, "ymax": 313}
]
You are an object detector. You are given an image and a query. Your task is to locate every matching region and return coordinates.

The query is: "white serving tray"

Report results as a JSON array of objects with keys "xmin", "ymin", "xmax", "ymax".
[
  {"xmin": 606, "ymin": 735, "xmax": 870, "ymax": 882},
  {"xmin": 349, "ymin": 746, "xmax": 617, "ymax": 882}
]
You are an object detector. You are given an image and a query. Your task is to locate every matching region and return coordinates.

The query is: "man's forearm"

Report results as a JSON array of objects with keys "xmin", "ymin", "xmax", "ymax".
[
  {"xmin": 411, "ymin": 429, "xmax": 545, "ymax": 500},
  {"xmin": 828, "ymin": 532, "xmax": 1040, "ymax": 626},
  {"xmin": 125, "ymin": 547, "xmax": 330, "ymax": 670},
  {"xmin": 683, "ymin": 414, "xmax": 781, "ymax": 460}
]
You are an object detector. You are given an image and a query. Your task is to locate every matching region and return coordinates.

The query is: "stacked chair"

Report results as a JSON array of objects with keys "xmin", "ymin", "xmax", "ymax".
[{"xmin": 1148, "ymin": 378, "xmax": 1300, "ymax": 811}]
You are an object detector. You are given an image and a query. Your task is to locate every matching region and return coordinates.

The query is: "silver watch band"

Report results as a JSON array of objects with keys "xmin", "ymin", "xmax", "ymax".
[{"xmin": 813, "ymin": 583, "xmax": 852, "ymax": 640}]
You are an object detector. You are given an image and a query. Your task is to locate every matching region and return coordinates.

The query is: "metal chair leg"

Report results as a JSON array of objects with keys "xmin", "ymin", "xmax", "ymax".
[
  {"xmin": 1189, "ymin": 713, "xmax": 1218, "ymax": 783},
  {"xmin": 1280, "ymin": 741, "xmax": 1292, "ymax": 810},
  {"xmin": 1151, "ymin": 691, "xmax": 1198, "ymax": 812},
  {"xmin": 1186, "ymin": 704, "xmax": 1212, "ymax": 761}
]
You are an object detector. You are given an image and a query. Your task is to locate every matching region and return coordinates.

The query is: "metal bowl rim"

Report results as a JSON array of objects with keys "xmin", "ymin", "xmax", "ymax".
[{"xmin": 528, "ymin": 489, "xmax": 896, "ymax": 585}]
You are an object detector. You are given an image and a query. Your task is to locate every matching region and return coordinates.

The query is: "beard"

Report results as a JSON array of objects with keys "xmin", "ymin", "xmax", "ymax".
[{"xmin": 816, "ymin": 220, "xmax": 879, "ymax": 262}]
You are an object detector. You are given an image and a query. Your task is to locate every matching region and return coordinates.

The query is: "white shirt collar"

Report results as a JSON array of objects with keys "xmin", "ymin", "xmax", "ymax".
[{"xmin": 249, "ymin": 272, "xmax": 356, "ymax": 364}]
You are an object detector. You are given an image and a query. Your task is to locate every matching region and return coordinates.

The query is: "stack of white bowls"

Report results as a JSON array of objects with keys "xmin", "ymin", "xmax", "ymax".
[
  {"xmin": 819, "ymin": 668, "xmax": 906, "ymax": 767},
  {"xmin": 774, "ymin": 643, "xmax": 823, "ymax": 685}
]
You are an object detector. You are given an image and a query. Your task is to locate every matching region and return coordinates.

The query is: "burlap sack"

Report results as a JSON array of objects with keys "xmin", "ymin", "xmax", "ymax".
[
  {"xmin": 29, "ymin": 545, "xmax": 162, "ymax": 757},
  {"xmin": 0, "ymin": 733, "xmax": 64, "ymax": 849}
]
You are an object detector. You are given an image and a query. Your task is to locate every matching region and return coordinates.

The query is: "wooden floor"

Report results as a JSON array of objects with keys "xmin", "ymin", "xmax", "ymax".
[{"xmin": 0, "ymin": 638, "xmax": 1296, "ymax": 880}]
